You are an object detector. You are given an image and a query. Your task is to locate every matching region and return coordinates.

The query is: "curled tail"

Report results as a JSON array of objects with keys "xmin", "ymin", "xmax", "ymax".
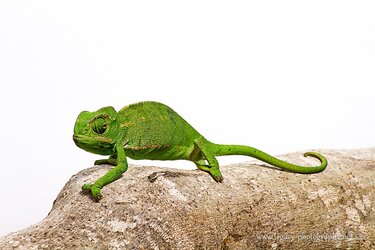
[{"xmin": 212, "ymin": 144, "xmax": 327, "ymax": 173}]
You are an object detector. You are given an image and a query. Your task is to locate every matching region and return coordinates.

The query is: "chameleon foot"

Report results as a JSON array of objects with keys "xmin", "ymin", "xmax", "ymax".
[
  {"xmin": 209, "ymin": 168, "xmax": 224, "ymax": 183},
  {"xmin": 211, "ymin": 173, "xmax": 224, "ymax": 183},
  {"xmin": 82, "ymin": 183, "xmax": 102, "ymax": 200},
  {"xmin": 195, "ymin": 163, "xmax": 224, "ymax": 182}
]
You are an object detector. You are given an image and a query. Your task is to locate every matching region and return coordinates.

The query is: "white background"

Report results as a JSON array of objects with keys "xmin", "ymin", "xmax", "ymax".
[{"xmin": 0, "ymin": 1, "xmax": 374, "ymax": 236}]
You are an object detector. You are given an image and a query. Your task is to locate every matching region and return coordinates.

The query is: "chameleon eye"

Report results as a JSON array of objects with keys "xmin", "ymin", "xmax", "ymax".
[{"xmin": 93, "ymin": 117, "xmax": 107, "ymax": 134}]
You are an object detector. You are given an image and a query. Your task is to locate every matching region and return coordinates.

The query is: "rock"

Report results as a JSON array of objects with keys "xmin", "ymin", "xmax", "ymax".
[{"xmin": 0, "ymin": 149, "xmax": 374, "ymax": 249}]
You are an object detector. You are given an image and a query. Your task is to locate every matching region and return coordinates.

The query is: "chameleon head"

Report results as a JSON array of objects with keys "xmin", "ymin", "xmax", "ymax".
[{"xmin": 73, "ymin": 106, "xmax": 119, "ymax": 155}]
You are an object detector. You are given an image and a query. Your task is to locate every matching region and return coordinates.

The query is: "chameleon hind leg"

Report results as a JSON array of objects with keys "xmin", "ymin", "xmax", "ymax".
[{"xmin": 193, "ymin": 139, "xmax": 224, "ymax": 182}]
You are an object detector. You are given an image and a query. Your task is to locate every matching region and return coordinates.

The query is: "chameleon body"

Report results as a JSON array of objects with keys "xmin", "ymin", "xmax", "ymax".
[{"xmin": 73, "ymin": 101, "xmax": 327, "ymax": 200}]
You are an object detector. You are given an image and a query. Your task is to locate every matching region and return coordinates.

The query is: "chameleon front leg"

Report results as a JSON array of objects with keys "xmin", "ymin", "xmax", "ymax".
[
  {"xmin": 82, "ymin": 144, "xmax": 128, "ymax": 200},
  {"xmin": 194, "ymin": 138, "xmax": 223, "ymax": 182}
]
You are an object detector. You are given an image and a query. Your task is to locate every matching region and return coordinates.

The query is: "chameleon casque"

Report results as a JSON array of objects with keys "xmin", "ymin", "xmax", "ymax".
[{"xmin": 73, "ymin": 101, "xmax": 328, "ymax": 200}]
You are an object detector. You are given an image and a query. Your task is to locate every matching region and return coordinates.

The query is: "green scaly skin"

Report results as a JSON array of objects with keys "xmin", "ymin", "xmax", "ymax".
[{"xmin": 73, "ymin": 101, "xmax": 328, "ymax": 200}]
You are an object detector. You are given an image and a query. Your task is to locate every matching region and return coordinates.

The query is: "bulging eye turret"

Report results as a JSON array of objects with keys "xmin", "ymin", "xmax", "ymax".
[{"xmin": 93, "ymin": 117, "xmax": 108, "ymax": 134}]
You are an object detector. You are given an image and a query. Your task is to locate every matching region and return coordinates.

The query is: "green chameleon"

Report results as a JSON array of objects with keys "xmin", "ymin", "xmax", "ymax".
[{"xmin": 73, "ymin": 101, "xmax": 327, "ymax": 200}]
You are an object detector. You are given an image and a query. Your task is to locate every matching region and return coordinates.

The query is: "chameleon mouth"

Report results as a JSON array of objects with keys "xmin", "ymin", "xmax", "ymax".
[
  {"xmin": 73, "ymin": 134, "xmax": 113, "ymax": 144},
  {"xmin": 73, "ymin": 134, "xmax": 80, "ymax": 142},
  {"xmin": 73, "ymin": 134, "xmax": 87, "ymax": 145},
  {"xmin": 73, "ymin": 134, "xmax": 115, "ymax": 155},
  {"xmin": 73, "ymin": 134, "xmax": 91, "ymax": 149},
  {"xmin": 73, "ymin": 134, "xmax": 113, "ymax": 148}
]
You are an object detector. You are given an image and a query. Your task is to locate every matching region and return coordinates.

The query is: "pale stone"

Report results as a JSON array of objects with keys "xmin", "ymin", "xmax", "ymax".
[{"xmin": 0, "ymin": 149, "xmax": 374, "ymax": 249}]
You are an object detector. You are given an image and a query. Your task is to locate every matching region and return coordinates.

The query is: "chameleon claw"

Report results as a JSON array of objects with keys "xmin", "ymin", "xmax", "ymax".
[{"xmin": 82, "ymin": 183, "xmax": 102, "ymax": 200}]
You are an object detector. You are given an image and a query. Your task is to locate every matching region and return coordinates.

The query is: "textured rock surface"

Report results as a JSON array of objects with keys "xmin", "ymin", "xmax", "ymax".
[{"xmin": 1, "ymin": 149, "xmax": 374, "ymax": 249}]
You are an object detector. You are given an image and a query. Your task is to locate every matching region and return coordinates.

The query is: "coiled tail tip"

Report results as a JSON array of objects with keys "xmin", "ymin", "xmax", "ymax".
[{"xmin": 303, "ymin": 151, "xmax": 328, "ymax": 173}]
